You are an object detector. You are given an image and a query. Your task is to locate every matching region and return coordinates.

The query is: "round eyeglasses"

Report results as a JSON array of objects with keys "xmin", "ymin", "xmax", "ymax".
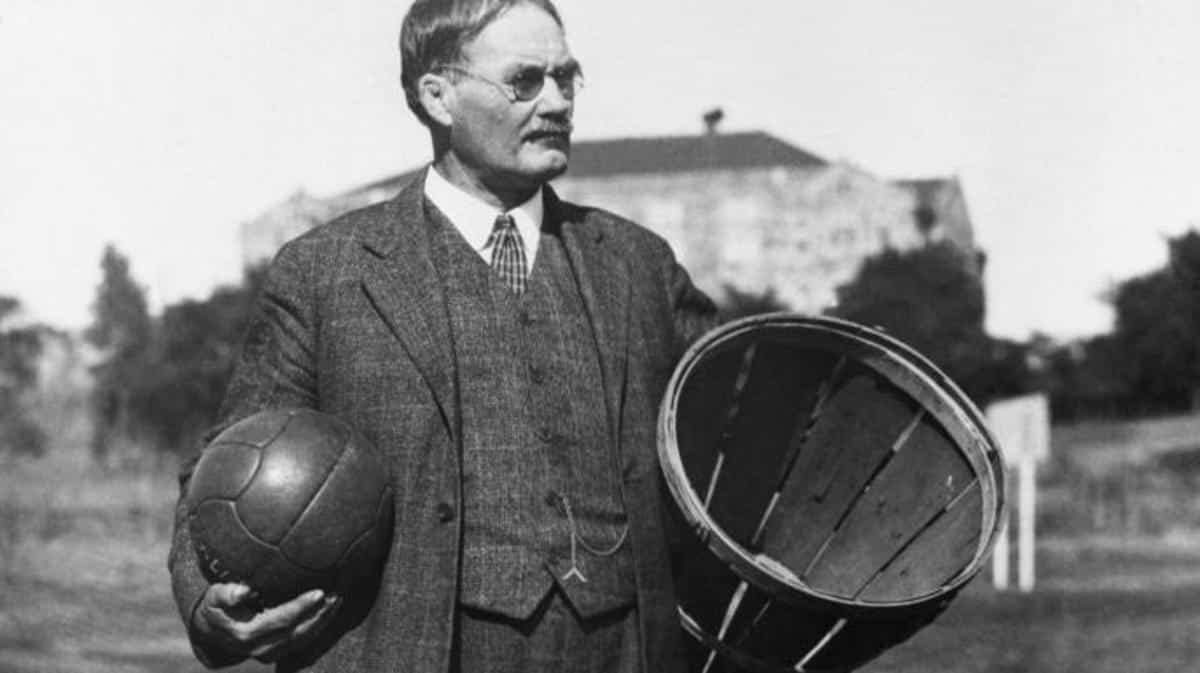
[{"xmin": 440, "ymin": 64, "xmax": 584, "ymax": 102}]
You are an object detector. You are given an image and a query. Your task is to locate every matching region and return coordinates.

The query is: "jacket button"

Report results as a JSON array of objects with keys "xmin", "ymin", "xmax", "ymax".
[
  {"xmin": 544, "ymin": 491, "xmax": 561, "ymax": 509},
  {"xmin": 435, "ymin": 502, "xmax": 455, "ymax": 522},
  {"xmin": 529, "ymin": 366, "xmax": 545, "ymax": 384},
  {"xmin": 535, "ymin": 427, "xmax": 553, "ymax": 443}
]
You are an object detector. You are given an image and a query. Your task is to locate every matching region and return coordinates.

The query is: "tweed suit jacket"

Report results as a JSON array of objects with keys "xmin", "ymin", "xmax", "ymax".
[{"xmin": 168, "ymin": 171, "xmax": 718, "ymax": 672}]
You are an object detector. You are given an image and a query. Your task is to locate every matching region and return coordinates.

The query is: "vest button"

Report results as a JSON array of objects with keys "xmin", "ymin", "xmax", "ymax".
[
  {"xmin": 529, "ymin": 365, "xmax": 545, "ymax": 384},
  {"xmin": 519, "ymin": 310, "xmax": 536, "ymax": 325},
  {"xmin": 544, "ymin": 490, "xmax": 562, "ymax": 510},
  {"xmin": 435, "ymin": 502, "xmax": 455, "ymax": 522},
  {"xmin": 535, "ymin": 427, "xmax": 554, "ymax": 443}
]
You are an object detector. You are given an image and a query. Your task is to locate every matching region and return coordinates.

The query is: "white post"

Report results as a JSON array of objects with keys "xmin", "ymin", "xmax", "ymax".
[
  {"xmin": 1018, "ymin": 456, "xmax": 1036, "ymax": 592},
  {"xmin": 985, "ymin": 393, "xmax": 1049, "ymax": 593}
]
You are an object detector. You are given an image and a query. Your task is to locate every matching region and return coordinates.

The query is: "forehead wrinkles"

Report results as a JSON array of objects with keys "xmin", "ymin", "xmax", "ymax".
[{"xmin": 459, "ymin": 6, "xmax": 569, "ymax": 70}]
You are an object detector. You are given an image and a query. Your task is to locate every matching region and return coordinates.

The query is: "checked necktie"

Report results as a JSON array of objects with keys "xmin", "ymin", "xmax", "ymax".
[{"xmin": 486, "ymin": 213, "xmax": 528, "ymax": 294}]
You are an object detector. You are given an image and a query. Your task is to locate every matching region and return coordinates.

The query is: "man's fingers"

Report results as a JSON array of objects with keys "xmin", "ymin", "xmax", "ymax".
[
  {"xmin": 250, "ymin": 594, "xmax": 341, "ymax": 663},
  {"xmin": 200, "ymin": 585, "xmax": 326, "ymax": 653},
  {"xmin": 249, "ymin": 630, "xmax": 293, "ymax": 663},
  {"xmin": 244, "ymin": 589, "xmax": 326, "ymax": 635},
  {"xmin": 195, "ymin": 583, "xmax": 254, "ymax": 640},
  {"xmin": 292, "ymin": 594, "xmax": 341, "ymax": 641}
]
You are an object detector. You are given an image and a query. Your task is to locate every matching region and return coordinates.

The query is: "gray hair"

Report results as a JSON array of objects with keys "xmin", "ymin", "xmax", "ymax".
[{"xmin": 399, "ymin": 0, "xmax": 564, "ymax": 126}]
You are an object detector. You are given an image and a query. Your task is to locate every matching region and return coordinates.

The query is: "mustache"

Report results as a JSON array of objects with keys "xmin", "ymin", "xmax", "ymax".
[{"xmin": 525, "ymin": 123, "xmax": 573, "ymax": 138}]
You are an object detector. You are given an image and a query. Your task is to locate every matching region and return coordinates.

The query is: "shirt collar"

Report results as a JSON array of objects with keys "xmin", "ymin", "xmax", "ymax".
[{"xmin": 423, "ymin": 166, "xmax": 543, "ymax": 255}]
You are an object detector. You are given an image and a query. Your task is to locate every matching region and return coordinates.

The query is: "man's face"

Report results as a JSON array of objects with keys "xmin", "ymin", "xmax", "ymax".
[{"xmin": 444, "ymin": 4, "xmax": 576, "ymax": 194}]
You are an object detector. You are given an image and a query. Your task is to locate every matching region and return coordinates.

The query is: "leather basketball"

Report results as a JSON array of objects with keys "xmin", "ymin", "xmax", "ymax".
[{"xmin": 185, "ymin": 408, "xmax": 394, "ymax": 606}]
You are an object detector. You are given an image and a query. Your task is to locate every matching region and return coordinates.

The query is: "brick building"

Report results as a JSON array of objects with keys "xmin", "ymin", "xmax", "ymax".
[
  {"xmin": 241, "ymin": 125, "xmax": 978, "ymax": 313},
  {"xmin": 240, "ymin": 190, "xmax": 345, "ymax": 269}
]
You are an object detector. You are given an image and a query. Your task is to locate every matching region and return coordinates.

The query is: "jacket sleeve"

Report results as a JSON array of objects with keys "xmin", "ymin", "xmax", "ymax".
[
  {"xmin": 167, "ymin": 240, "xmax": 321, "ymax": 667},
  {"xmin": 660, "ymin": 243, "xmax": 720, "ymax": 360},
  {"xmin": 648, "ymin": 238, "xmax": 720, "ymax": 566}
]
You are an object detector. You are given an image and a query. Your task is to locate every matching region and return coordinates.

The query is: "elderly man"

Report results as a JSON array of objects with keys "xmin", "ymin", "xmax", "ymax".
[{"xmin": 168, "ymin": 0, "xmax": 717, "ymax": 671}]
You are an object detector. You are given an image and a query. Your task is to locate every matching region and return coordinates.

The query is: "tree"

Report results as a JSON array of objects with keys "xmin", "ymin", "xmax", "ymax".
[
  {"xmin": 0, "ymin": 296, "xmax": 45, "ymax": 458},
  {"xmin": 130, "ymin": 267, "xmax": 263, "ymax": 451},
  {"xmin": 830, "ymin": 242, "xmax": 1007, "ymax": 403},
  {"xmin": 84, "ymin": 244, "xmax": 268, "ymax": 458},
  {"xmin": 86, "ymin": 245, "xmax": 152, "ymax": 459},
  {"xmin": 1032, "ymin": 334, "xmax": 1126, "ymax": 422},
  {"xmin": 1107, "ymin": 230, "xmax": 1200, "ymax": 414}
]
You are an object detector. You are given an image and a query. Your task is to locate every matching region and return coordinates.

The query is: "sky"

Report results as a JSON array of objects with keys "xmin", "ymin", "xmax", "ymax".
[{"xmin": 2, "ymin": 0, "xmax": 1198, "ymax": 341}]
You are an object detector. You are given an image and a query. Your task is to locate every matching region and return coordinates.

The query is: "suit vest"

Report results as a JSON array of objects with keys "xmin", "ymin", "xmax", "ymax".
[{"xmin": 427, "ymin": 202, "xmax": 636, "ymax": 620}]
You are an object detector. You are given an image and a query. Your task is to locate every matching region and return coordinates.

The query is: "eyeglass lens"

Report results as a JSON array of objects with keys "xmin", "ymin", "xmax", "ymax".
[{"xmin": 511, "ymin": 67, "xmax": 581, "ymax": 101}]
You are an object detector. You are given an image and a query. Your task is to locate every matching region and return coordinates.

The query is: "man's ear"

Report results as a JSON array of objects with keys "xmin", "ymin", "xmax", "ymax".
[{"xmin": 417, "ymin": 73, "xmax": 454, "ymax": 127}]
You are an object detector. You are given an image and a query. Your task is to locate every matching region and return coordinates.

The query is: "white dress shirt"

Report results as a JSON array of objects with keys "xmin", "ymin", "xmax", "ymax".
[{"xmin": 423, "ymin": 167, "xmax": 542, "ymax": 274}]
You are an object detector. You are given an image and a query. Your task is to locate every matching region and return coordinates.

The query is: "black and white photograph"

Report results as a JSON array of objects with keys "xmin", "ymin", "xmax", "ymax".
[{"xmin": 2, "ymin": 1, "xmax": 1200, "ymax": 671}]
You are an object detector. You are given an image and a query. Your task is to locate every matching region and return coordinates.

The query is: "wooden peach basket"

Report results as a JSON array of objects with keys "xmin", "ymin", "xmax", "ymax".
[{"xmin": 658, "ymin": 314, "xmax": 1006, "ymax": 673}]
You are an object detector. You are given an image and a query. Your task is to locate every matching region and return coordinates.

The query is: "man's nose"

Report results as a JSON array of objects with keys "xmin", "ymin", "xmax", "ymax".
[{"xmin": 536, "ymin": 77, "xmax": 572, "ymax": 114}]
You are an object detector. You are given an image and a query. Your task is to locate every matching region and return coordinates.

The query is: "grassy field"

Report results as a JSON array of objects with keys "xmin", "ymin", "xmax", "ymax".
[
  {"xmin": 2, "ymin": 449, "xmax": 1199, "ymax": 673},
  {"xmin": 0, "ymin": 450, "xmax": 264, "ymax": 673},
  {"xmin": 870, "ymin": 549, "xmax": 1200, "ymax": 672}
]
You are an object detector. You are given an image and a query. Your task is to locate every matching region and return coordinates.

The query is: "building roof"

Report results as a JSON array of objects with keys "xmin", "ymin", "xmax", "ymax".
[
  {"xmin": 564, "ymin": 130, "xmax": 827, "ymax": 178},
  {"xmin": 344, "ymin": 130, "xmax": 826, "ymax": 198}
]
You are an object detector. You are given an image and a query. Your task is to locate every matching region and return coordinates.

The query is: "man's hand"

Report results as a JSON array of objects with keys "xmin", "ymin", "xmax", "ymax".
[{"xmin": 192, "ymin": 583, "xmax": 340, "ymax": 663}]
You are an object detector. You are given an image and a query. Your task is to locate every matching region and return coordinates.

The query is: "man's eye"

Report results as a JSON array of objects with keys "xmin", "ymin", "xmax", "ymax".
[{"xmin": 510, "ymin": 69, "xmax": 543, "ymax": 87}]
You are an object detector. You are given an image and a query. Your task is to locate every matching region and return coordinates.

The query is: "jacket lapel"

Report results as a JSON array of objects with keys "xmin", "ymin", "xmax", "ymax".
[
  {"xmin": 359, "ymin": 172, "xmax": 459, "ymax": 442},
  {"xmin": 552, "ymin": 188, "xmax": 631, "ymax": 442}
]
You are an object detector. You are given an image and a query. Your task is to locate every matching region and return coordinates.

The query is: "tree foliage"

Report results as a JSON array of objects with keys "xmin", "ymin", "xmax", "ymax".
[
  {"xmin": 86, "ymin": 241, "xmax": 266, "ymax": 457},
  {"xmin": 830, "ymin": 242, "xmax": 1012, "ymax": 402},
  {"xmin": 1106, "ymin": 230, "xmax": 1200, "ymax": 414},
  {"xmin": 129, "ymin": 269, "xmax": 263, "ymax": 450},
  {"xmin": 0, "ymin": 296, "xmax": 46, "ymax": 458},
  {"xmin": 86, "ymin": 246, "xmax": 153, "ymax": 354},
  {"xmin": 1031, "ymin": 334, "xmax": 1126, "ymax": 422},
  {"xmin": 86, "ymin": 245, "xmax": 153, "ymax": 459},
  {"xmin": 958, "ymin": 228, "xmax": 1200, "ymax": 422}
]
